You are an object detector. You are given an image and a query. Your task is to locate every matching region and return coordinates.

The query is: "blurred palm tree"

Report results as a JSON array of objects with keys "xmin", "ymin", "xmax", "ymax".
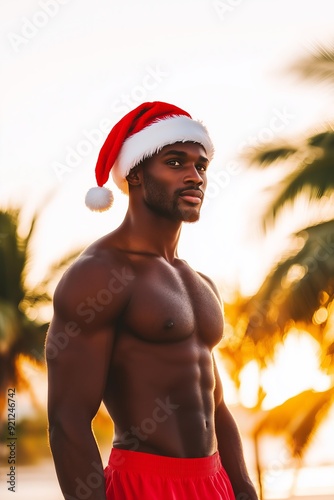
[
  {"xmin": 244, "ymin": 129, "xmax": 334, "ymax": 351},
  {"xmin": 240, "ymin": 130, "xmax": 334, "ymax": 497},
  {"xmin": 220, "ymin": 44, "xmax": 334, "ymax": 498},
  {"xmin": 0, "ymin": 208, "xmax": 80, "ymax": 418},
  {"xmin": 290, "ymin": 42, "xmax": 334, "ymax": 89},
  {"xmin": 252, "ymin": 388, "xmax": 334, "ymax": 500}
]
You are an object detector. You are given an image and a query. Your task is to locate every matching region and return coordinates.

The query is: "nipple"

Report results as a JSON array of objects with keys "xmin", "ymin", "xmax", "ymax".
[{"xmin": 164, "ymin": 320, "xmax": 174, "ymax": 329}]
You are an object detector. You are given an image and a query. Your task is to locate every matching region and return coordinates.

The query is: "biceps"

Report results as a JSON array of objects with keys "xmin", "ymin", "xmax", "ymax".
[{"xmin": 46, "ymin": 318, "xmax": 114, "ymax": 421}]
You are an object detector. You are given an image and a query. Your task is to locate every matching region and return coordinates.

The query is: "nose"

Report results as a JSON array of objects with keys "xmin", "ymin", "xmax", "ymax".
[{"xmin": 183, "ymin": 164, "xmax": 204, "ymax": 186}]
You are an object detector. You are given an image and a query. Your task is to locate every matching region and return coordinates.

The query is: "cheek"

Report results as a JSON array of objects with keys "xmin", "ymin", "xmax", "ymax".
[
  {"xmin": 143, "ymin": 175, "xmax": 172, "ymax": 199},
  {"xmin": 146, "ymin": 173, "xmax": 177, "ymax": 192}
]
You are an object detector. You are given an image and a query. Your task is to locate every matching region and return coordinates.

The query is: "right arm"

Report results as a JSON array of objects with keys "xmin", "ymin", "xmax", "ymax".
[{"xmin": 46, "ymin": 251, "xmax": 133, "ymax": 500}]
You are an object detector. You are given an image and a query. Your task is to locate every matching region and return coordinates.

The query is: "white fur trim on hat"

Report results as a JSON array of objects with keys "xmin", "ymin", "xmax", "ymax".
[{"xmin": 112, "ymin": 115, "xmax": 214, "ymax": 194}]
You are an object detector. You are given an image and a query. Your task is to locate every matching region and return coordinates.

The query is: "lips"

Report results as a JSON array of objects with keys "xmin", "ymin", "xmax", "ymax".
[{"xmin": 179, "ymin": 189, "xmax": 203, "ymax": 205}]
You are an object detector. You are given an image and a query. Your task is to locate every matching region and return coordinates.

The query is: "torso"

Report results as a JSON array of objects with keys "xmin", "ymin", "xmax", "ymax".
[
  {"xmin": 81, "ymin": 229, "xmax": 223, "ymax": 457},
  {"xmin": 97, "ymin": 240, "xmax": 224, "ymax": 458}
]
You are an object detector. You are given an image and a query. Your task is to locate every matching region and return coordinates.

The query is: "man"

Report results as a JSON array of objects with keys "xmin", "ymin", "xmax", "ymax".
[{"xmin": 46, "ymin": 101, "xmax": 258, "ymax": 500}]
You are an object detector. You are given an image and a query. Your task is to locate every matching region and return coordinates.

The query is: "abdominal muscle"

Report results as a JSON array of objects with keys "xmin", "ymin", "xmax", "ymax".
[{"xmin": 103, "ymin": 333, "xmax": 218, "ymax": 458}]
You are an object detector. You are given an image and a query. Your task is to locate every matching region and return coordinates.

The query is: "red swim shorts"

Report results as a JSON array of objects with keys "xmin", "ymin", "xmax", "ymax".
[{"xmin": 104, "ymin": 448, "xmax": 236, "ymax": 499}]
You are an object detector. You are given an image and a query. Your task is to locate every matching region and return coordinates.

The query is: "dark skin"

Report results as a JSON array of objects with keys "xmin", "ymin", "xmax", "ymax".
[{"xmin": 46, "ymin": 142, "xmax": 258, "ymax": 500}]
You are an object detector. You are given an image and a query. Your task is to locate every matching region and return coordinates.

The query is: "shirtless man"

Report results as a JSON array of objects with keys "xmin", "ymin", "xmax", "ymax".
[{"xmin": 46, "ymin": 102, "xmax": 258, "ymax": 500}]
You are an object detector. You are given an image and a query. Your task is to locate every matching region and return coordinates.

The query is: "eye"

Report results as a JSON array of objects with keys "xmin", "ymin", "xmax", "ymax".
[
  {"xmin": 167, "ymin": 160, "xmax": 182, "ymax": 167},
  {"xmin": 196, "ymin": 164, "xmax": 207, "ymax": 172}
]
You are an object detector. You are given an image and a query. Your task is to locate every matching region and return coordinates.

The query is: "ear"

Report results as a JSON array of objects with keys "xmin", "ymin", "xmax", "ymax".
[{"xmin": 126, "ymin": 166, "xmax": 142, "ymax": 187}]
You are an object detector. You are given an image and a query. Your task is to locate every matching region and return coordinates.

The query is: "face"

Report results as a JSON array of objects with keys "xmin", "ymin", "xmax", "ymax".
[{"xmin": 139, "ymin": 142, "xmax": 209, "ymax": 223}]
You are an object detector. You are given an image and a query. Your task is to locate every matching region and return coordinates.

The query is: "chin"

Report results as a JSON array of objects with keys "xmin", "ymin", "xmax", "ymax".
[{"xmin": 181, "ymin": 211, "xmax": 201, "ymax": 223}]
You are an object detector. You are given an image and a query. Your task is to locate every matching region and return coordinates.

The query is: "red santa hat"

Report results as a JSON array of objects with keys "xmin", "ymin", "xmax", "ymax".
[{"xmin": 85, "ymin": 101, "xmax": 214, "ymax": 211}]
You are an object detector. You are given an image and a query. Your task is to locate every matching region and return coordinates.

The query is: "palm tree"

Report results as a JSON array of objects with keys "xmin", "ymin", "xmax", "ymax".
[
  {"xmin": 220, "ymin": 44, "xmax": 334, "ymax": 498},
  {"xmin": 242, "ymin": 128, "xmax": 334, "ymax": 354},
  {"xmin": 0, "ymin": 208, "xmax": 80, "ymax": 419},
  {"xmin": 252, "ymin": 388, "xmax": 334, "ymax": 500}
]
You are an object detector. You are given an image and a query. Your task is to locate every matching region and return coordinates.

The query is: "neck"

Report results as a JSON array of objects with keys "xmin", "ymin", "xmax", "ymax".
[{"xmin": 118, "ymin": 200, "xmax": 182, "ymax": 263}]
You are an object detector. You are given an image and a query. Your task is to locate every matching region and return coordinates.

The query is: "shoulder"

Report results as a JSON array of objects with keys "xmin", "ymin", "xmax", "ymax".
[
  {"xmin": 178, "ymin": 259, "xmax": 222, "ymax": 303},
  {"xmin": 53, "ymin": 240, "xmax": 135, "ymax": 328},
  {"xmin": 197, "ymin": 271, "xmax": 222, "ymax": 304}
]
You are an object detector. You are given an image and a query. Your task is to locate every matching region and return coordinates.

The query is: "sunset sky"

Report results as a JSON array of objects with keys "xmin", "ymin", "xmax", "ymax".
[
  {"xmin": 2, "ymin": 0, "xmax": 334, "ymax": 417},
  {"xmin": 1, "ymin": 0, "xmax": 334, "ymax": 298}
]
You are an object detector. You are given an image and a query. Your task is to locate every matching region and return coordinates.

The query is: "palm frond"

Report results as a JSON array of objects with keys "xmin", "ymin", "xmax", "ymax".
[
  {"xmin": 308, "ymin": 129, "xmax": 334, "ymax": 149},
  {"xmin": 0, "ymin": 211, "xmax": 26, "ymax": 306},
  {"xmin": 254, "ymin": 388, "xmax": 334, "ymax": 458},
  {"xmin": 247, "ymin": 145, "xmax": 298, "ymax": 167},
  {"xmin": 291, "ymin": 43, "xmax": 334, "ymax": 86},
  {"xmin": 246, "ymin": 128, "xmax": 334, "ymax": 226},
  {"xmin": 244, "ymin": 220, "xmax": 334, "ymax": 347},
  {"xmin": 0, "ymin": 301, "xmax": 21, "ymax": 354},
  {"xmin": 266, "ymin": 156, "xmax": 334, "ymax": 220},
  {"xmin": 0, "ymin": 206, "xmax": 82, "ymax": 407}
]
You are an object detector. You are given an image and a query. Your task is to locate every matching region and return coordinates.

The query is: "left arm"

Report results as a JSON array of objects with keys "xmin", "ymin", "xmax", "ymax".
[{"xmin": 213, "ymin": 357, "xmax": 258, "ymax": 500}]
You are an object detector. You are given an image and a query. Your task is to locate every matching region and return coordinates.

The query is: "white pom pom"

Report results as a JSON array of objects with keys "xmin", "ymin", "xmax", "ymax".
[{"xmin": 85, "ymin": 186, "xmax": 114, "ymax": 212}]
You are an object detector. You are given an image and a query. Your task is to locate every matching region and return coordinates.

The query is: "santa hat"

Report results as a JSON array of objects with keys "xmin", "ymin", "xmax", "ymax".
[{"xmin": 85, "ymin": 101, "xmax": 214, "ymax": 211}]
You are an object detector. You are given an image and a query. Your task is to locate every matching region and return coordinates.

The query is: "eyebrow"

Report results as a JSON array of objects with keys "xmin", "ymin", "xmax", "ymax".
[{"xmin": 160, "ymin": 150, "xmax": 209, "ymax": 163}]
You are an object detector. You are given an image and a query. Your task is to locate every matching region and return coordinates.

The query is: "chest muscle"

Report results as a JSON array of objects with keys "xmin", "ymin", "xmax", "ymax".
[{"xmin": 121, "ymin": 259, "xmax": 224, "ymax": 347}]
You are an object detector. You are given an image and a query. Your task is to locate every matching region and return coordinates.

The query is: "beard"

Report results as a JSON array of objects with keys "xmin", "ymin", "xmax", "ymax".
[{"xmin": 142, "ymin": 170, "xmax": 202, "ymax": 223}]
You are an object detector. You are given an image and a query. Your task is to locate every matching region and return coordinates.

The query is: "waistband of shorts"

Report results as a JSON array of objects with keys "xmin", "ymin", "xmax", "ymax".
[{"xmin": 107, "ymin": 448, "xmax": 222, "ymax": 477}]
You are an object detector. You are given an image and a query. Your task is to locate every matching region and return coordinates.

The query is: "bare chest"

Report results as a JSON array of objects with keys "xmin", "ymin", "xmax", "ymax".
[{"xmin": 120, "ymin": 258, "xmax": 224, "ymax": 347}]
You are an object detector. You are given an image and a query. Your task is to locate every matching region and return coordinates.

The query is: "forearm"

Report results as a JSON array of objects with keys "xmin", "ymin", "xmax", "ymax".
[
  {"xmin": 49, "ymin": 423, "xmax": 106, "ymax": 500},
  {"xmin": 215, "ymin": 404, "xmax": 258, "ymax": 500}
]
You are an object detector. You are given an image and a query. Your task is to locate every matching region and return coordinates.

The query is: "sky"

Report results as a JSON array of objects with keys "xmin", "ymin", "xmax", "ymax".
[
  {"xmin": 1, "ymin": 0, "xmax": 334, "ymax": 297},
  {"xmin": 2, "ymin": 2, "xmax": 334, "ymax": 491}
]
